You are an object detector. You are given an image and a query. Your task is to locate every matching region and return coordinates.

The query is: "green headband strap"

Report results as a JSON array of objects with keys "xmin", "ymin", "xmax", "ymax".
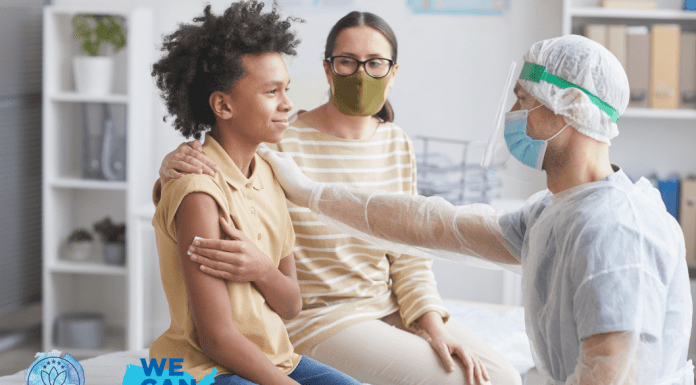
[{"xmin": 519, "ymin": 62, "xmax": 620, "ymax": 123}]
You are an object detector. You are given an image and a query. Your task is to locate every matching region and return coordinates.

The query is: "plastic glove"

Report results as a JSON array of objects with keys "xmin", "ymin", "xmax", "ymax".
[{"xmin": 257, "ymin": 145, "xmax": 319, "ymax": 209}]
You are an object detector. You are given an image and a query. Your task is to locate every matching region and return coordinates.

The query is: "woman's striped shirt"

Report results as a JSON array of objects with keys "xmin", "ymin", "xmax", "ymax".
[{"xmin": 265, "ymin": 114, "xmax": 449, "ymax": 353}]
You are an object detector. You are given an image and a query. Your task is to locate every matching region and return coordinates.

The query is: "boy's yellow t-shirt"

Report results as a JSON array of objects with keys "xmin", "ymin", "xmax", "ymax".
[{"xmin": 150, "ymin": 135, "xmax": 301, "ymax": 381}]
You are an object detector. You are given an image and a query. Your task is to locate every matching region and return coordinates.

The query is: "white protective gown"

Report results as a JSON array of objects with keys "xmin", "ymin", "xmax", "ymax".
[
  {"xmin": 301, "ymin": 165, "xmax": 693, "ymax": 384},
  {"xmin": 498, "ymin": 167, "xmax": 693, "ymax": 384},
  {"xmin": 258, "ymin": 146, "xmax": 694, "ymax": 383}
]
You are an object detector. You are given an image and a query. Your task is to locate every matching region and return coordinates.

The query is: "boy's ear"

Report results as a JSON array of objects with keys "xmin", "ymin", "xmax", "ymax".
[{"xmin": 209, "ymin": 91, "xmax": 234, "ymax": 120}]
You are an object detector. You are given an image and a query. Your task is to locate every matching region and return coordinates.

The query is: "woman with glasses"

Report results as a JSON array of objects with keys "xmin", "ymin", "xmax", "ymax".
[{"xmin": 154, "ymin": 11, "xmax": 520, "ymax": 385}]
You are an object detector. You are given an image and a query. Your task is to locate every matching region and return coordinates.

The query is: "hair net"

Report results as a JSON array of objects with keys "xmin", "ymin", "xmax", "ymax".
[{"xmin": 519, "ymin": 35, "xmax": 630, "ymax": 144}]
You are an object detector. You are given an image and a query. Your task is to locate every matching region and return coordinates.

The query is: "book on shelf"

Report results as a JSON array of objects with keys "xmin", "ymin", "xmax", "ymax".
[
  {"xmin": 601, "ymin": 0, "xmax": 657, "ymax": 8},
  {"xmin": 627, "ymin": 26, "xmax": 650, "ymax": 108},
  {"xmin": 608, "ymin": 25, "xmax": 627, "ymax": 69},
  {"xmin": 658, "ymin": 178, "xmax": 680, "ymax": 221},
  {"xmin": 679, "ymin": 32, "xmax": 696, "ymax": 109},
  {"xmin": 681, "ymin": 178, "xmax": 696, "ymax": 265},
  {"xmin": 585, "ymin": 24, "xmax": 607, "ymax": 48},
  {"xmin": 651, "ymin": 24, "xmax": 681, "ymax": 109}
]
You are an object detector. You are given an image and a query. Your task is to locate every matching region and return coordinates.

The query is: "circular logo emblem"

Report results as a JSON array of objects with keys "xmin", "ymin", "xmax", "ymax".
[{"xmin": 25, "ymin": 351, "xmax": 84, "ymax": 385}]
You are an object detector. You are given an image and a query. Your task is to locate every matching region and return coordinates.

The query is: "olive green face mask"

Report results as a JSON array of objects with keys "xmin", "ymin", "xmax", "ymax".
[{"xmin": 331, "ymin": 71, "xmax": 390, "ymax": 116}]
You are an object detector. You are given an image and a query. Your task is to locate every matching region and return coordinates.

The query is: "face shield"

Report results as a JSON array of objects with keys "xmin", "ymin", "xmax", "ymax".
[
  {"xmin": 481, "ymin": 61, "xmax": 516, "ymax": 170},
  {"xmin": 482, "ymin": 62, "xmax": 621, "ymax": 172}
]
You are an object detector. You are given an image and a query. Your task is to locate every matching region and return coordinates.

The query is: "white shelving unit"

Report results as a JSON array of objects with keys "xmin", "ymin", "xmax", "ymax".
[
  {"xmin": 42, "ymin": 5, "xmax": 156, "ymax": 357},
  {"xmin": 563, "ymin": 0, "xmax": 696, "ymax": 121}
]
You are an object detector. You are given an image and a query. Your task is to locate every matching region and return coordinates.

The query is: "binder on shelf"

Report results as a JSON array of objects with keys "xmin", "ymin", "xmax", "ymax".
[
  {"xmin": 81, "ymin": 103, "xmax": 105, "ymax": 180},
  {"xmin": 679, "ymin": 32, "xmax": 696, "ymax": 109},
  {"xmin": 651, "ymin": 24, "xmax": 681, "ymax": 109},
  {"xmin": 686, "ymin": 0, "xmax": 696, "ymax": 11},
  {"xmin": 658, "ymin": 178, "xmax": 680, "ymax": 222},
  {"xmin": 602, "ymin": 0, "xmax": 657, "ymax": 8},
  {"xmin": 627, "ymin": 26, "xmax": 651, "ymax": 108},
  {"xmin": 585, "ymin": 24, "xmax": 607, "ymax": 48},
  {"xmin": 608, "ymin": 25, "xmax": 627, "ymax": 70},
  {"xmin": 680, "ymin": 178, "xmax": 696, "ymax": 265}
]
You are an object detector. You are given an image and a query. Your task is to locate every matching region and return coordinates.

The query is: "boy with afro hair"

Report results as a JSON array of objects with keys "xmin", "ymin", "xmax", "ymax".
[{"xmin": 149, "ymin": 2, "xmax": 360, "ymax": 384}]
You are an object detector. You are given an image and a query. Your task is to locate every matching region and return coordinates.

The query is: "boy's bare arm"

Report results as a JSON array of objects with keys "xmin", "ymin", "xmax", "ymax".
[
  {"xmin": 176, "ymin": 193, "xmax": 298, "ymax": 385},
  {"xmin": 188, "ymin": 217, "xmax": 303, "ymax": 320},
  {"xmin": 255, "ymin": 252, "xmax": 302, "ymax": 320}
]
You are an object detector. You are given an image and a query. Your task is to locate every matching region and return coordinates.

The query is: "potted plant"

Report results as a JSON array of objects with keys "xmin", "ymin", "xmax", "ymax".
[
  {"xmin": 63, "ymin": 228, "xmax": 95, "ymax": 261},
  {"xmin": 72, "ymin": 14, "xmax": 126, "ymax": 94},
  {"xmin": 93, "ymin": 217, "xmax": 126, "ymax": 265}
]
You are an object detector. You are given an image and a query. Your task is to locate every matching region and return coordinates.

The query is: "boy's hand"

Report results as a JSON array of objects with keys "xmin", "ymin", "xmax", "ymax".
[{"xmin": 188, "ymin": 217, "xmax": 274, "ymax": 283}]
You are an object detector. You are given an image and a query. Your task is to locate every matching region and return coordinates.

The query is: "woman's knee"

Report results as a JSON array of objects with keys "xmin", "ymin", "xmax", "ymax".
[{"xmin": 485, "ymin": 359, "xmax": 522, "ymax": 385}]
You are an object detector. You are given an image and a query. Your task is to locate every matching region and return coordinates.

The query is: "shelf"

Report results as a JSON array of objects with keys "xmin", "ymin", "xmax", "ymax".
[
  {"xmin": 53, "ymin": 325, "xmax": 125, "ymax": 360},
  {"xmin": 43, "ymin": 4, "xmax": 156, "ymax": 353},
  {"xmin": 50, "ymin": 178, "xmax": 128, "ymax": 190},
  {"xmin": 50, "ymin": 92, "xmax": 129, "ymax": 104},
  {"xmin": 570, "ymin": 7, "xmax": 696, "ymax": 20},
  {"xmin": 50, "ymin": 260, "xmax": 127, "ymax": 276},
  {"xmin": 622, "ymin": 107, "xmax": 696, "ymax": 119}
]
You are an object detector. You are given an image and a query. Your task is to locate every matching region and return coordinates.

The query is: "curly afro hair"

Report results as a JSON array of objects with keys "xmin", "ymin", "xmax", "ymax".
[{"xmin": 152, "ymin": 1, "xmax": 303, "ymax": 139}]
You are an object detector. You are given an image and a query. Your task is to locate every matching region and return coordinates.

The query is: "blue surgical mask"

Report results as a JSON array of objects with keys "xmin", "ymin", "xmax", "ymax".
[{"xmin": 504, "ymin": 104, "xmax": 567, "ymax": 170}]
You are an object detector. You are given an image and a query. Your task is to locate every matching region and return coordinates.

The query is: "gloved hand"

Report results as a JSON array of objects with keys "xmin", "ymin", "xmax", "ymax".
[{"xmin": 257, "ymin": 145, "xmax": 319, "ymax": 209}]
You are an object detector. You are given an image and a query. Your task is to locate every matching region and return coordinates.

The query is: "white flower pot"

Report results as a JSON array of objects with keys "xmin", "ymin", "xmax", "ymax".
[
  {"xmin": 73, "ymin": 56, "xmax": 114, "ymax": 95},
  {"xmin": 63, "ymin": 241, "xmax": 93, "ymax": 261}
]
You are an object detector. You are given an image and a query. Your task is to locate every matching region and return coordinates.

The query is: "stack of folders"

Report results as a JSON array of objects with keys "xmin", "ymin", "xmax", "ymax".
[{"xmin": 585, "ymin": 24, "xmax": 696, "ymax": 109}]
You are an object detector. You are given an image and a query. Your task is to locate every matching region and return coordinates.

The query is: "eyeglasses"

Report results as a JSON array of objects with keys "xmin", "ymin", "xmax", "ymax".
[{"xmin": 326, "ymin": 56, "xmax": 395, "ymax": 78}]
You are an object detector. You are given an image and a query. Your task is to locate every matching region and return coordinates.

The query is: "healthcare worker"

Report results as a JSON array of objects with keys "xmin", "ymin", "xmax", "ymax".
[{"xmin": 256, "ymin": 35, "xmax": 694, "ymax": 384}]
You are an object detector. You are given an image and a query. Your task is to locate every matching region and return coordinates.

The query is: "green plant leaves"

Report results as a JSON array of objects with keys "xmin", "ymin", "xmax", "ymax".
[{"xmin": 72, "ymin": 14, "xmax": 125, "ymax": 56}]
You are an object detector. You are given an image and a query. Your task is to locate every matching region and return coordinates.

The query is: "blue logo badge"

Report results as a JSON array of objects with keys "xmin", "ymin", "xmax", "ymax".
[{"xmin": 25, "ymin": 351, "xmax": 85, "ymax": 385}]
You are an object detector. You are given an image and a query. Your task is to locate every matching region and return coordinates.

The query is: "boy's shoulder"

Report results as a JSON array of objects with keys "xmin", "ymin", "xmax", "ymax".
[
  {"xmin": 154, "ymin": 173, "xmax": 227, "ymax": 235},
  {"xmin": 160, "ymin": 173, "xmax": 222, "ymax": 200},
  {"xmin": 255, "ymin": 153, "xmax": 284, "ymax": 190}
]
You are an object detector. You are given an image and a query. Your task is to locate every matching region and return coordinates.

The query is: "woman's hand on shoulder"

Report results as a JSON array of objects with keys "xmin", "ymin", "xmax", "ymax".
[{"xmin": 160, "ymin": 140, "xmax": 219, "ymax": 185}]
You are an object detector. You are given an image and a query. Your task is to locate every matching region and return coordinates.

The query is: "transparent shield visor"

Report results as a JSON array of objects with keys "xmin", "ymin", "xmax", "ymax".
[
  {"xmin": 481, "ymin": 61, "xmax": 621, "ymax": 171},
  {"xmin": 481, "ymin": 61, "xmax": 517, "ymax": 169}
]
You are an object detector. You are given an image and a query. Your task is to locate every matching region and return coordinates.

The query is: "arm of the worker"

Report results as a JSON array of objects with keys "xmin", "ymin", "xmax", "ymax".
[
  {"xmin": 152, "ymin": 140, "xmax": 219, "ymax": 206},
  {"xmin": 565, "ymin": 331, "xmax": 637, "ymax": 385},
  {"xmin": 188, "ymin": 216, "xmax": 303, "ymax": 320},
  {"xmin": 175, "ymin": 192, "xmax": 298, "ymax": 385},
  {"xmin": 257, "ymin": 147, "xmax": 519, "ymax": 266}
]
